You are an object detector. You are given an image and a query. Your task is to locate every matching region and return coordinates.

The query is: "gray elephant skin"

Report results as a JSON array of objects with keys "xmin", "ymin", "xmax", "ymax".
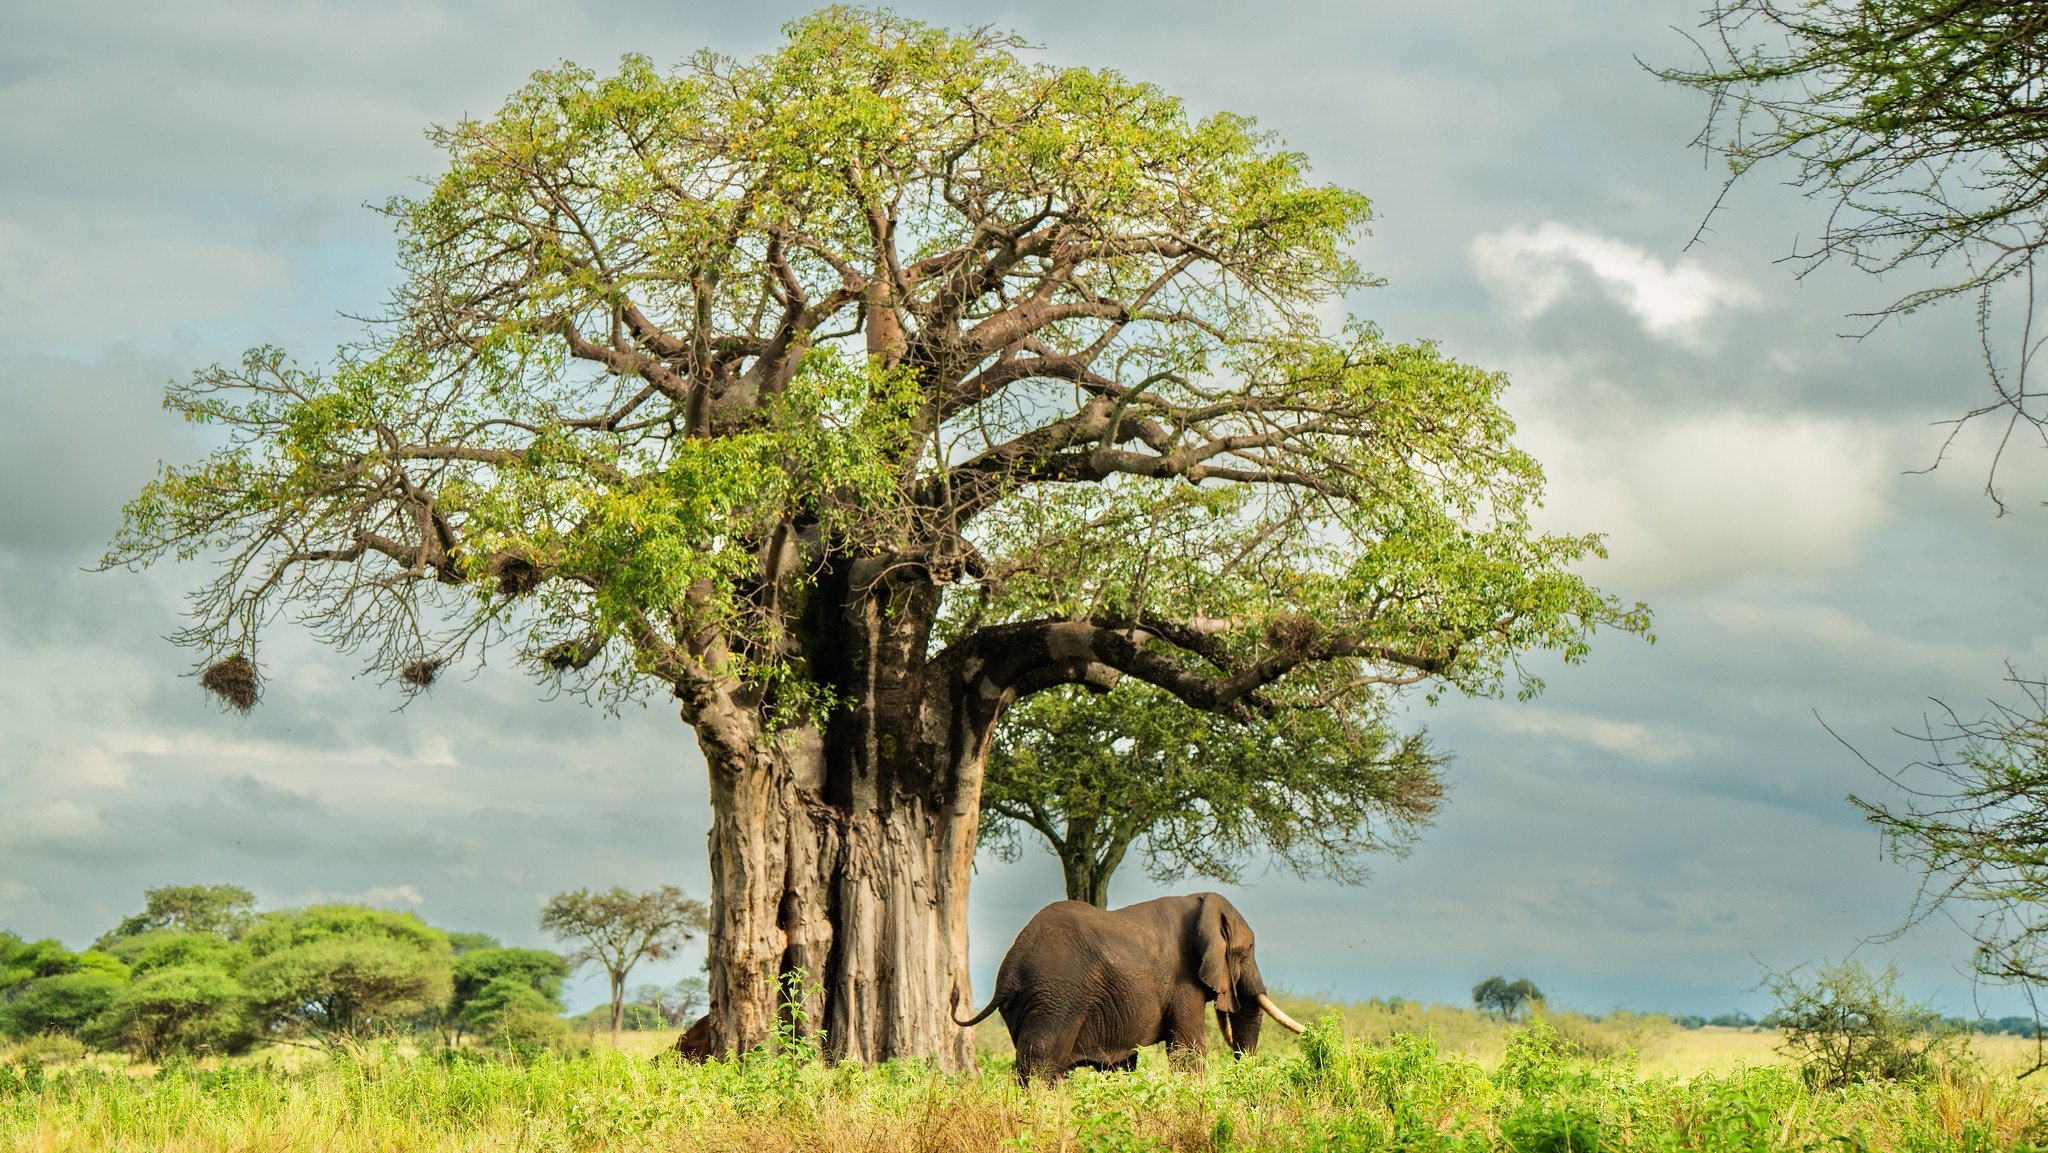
[{"xmin": 955, "ymin": 892, "xmax": 1306, "ymax": 1082}]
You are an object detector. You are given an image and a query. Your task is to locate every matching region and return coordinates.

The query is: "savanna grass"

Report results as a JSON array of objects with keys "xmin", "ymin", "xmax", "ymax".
[{"xmin": 2, "ymin": 1016, "xmax": 2043, "ymax": 1152}]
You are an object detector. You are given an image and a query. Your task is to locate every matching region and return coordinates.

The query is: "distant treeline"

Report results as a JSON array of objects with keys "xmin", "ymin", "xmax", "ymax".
[
  {"xmin": 0, "ymin": 884, "xmax": 701, "ymax": 1059},
  {"xmin": 1664, "ymin": 1011, "xmax": 2041, "ymax": 1037}
]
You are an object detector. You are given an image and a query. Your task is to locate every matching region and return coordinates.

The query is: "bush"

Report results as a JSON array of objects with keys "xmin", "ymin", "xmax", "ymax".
[
  {"xmin": 0, "ymin": 971, "xmax": 126, "ymax": 1039},
  {"xmin": 122, "ymin": 932, "xmax": 248, "ymax": 978},
  {"xmin": 90, "ymin": 966, "xmax": 256, "ymax": 1059},
  {"xmin": 1764, "ymin": 959, "xmax": 1957, "ymax": 1089},
  {"xmin": 3, "ymin": 1033, "xmax": 85, "ymax": 1067},
  {"xmin": 239, "ymin": 906, "xmax": 452, "ymax": 1041}
]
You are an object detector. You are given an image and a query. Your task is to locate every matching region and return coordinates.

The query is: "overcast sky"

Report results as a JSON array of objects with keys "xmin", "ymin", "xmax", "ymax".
[{"xmin": 5, "ymin": 0, "xmax": 2046, "ymax": 1020}]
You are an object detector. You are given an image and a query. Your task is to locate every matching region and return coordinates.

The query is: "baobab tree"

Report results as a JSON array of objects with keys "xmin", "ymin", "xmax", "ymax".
[{"xmin": 104, "ymin": 8, "xmax": 1648, "ymax": 1067}]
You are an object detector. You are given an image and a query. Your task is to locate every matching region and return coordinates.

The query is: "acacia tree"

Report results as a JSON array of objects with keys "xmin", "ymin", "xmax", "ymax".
[
  {"xmin": 1471, "ymin": 976, "xmax": 1542, "ymax": 1020},
  {"xmin": 540, "ymin": 886, "xmax": 706, "ymax": 1046},
  {"xmin": 981, "ymin": 682, "xmax": 1444, "ymax": 907},
  {"xmin": 1847, "ymin": 674, "xmax": 2048, "ymax": 1033},
  {"xmin": 104, "ymin": 10, "xmax": 1646, "ymax": 1065},
  {"xmin": 1662, "ymin": 1, "xmax": 2048, "ymax": 503}
]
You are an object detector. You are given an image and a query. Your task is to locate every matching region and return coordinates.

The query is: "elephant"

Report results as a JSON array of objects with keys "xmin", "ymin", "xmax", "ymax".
[
  {"xmin": 664, "ymin": 1013, "xmax": 714, "ymax": 1062},
  {"xmin": 953, "ymin": 892, "xmax": 1306, "ymax": 1082}
]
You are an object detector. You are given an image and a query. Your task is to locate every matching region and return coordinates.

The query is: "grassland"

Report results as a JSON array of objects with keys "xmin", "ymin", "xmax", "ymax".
[{"xmin": 2, "ymin": 997, "xmax": 2042, "ymax": 1151}]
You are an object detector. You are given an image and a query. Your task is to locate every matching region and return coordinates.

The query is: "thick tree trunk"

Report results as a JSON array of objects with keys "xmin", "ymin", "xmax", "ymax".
[{"xmin": 693, "ymin": 579, "xmax": 990, "ymax": 1069}]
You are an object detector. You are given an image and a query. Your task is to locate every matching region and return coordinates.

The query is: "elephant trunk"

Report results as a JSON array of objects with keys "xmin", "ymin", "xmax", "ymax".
[{"xmin": 1226, "ymin": 997, "xmax": 1263, "ymax": 1055}]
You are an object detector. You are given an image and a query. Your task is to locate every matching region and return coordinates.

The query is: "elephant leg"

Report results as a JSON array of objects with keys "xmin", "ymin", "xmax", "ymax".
[
  {"xmin": 1165, "ymin": 995, "xmax": 1210, "ymax": 1071},
  {"xmin": 1014, "ymin": 1016, "xmax": 1088, "ymax": 1085}
]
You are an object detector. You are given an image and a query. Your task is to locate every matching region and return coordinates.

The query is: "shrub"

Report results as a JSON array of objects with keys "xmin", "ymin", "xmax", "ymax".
[
  {"xmin": 123, "ymin": 932, "xmax": 248, "ymax": 977},
  {"xmin": 90, "ymin": 965, "xmax": 256, "ymax": 1059},
  {"xmin": 3, "ymin": 1033, "xmax": 86, "ymax": 1067},
  {"xmin": 239, "ymin": 905, "xmax": 452, "ymax": 1042},
  {"xmin": 0, "ymin": 971, "xmax": 126, "ymax": 1039},
  {"xmin": 1763, "ymin": 959, "xmax": 1957, "ymax": 1089}
]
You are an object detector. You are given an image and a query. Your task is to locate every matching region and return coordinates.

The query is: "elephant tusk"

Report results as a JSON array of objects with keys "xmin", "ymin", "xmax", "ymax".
[
  {"xmin": 1257, "ymin": 993, "xmax": 1306, "ymax": 1034},
  {"xmin": 1215, "ymin": 1004, "xmax": 1234, "ymax": 1048}
]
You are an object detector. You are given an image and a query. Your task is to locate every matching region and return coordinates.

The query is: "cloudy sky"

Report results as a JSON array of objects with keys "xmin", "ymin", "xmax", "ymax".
[{"xmin": 5, "ymin": 0, "xmax": 2045, "ymax": 1020}]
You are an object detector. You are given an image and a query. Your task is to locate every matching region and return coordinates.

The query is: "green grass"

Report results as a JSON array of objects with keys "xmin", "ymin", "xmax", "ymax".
[{"xmin": 1, "ymin": 1015, "xmax": 2043, "ymax": 1151}]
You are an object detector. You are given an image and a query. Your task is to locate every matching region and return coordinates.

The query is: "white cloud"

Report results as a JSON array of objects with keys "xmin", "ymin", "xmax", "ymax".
[
  {"xmin": 1478, "ymin": 704, "xmax": 1701, "ymax": 761},
  {"xmin": 1470, "ymin": 222, "xmax": 1755, "ymax": 342},
  {"xmin": 1521, "ymin": 407, "xmax": 1897, "ymax": 589}
]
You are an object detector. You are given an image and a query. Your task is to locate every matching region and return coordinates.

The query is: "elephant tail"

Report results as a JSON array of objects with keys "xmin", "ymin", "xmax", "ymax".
[{"xmin": 950, "ymin": 985, "xmax": 1002, "ymax": 1028}]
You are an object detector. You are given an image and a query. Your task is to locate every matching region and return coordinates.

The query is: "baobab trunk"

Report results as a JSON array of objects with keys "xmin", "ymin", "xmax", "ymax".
[{"xmin": 696, "ymin": 582, "xmax": 991, "ymax": 1068}]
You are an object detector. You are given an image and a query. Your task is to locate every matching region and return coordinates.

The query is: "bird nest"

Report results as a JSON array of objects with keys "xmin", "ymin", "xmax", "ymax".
[
  {"xmin": 400, "ymin": 658, "xmax": 444, "ymax": 689},
  {"xmin": 199, "ymin": 655, "xmax": 259, "ymax": 713}
]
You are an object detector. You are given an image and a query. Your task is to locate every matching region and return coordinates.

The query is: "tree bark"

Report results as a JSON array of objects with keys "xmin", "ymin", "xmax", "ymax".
[{"xmin": 694, "ymin": 578, "xmax": 991, "ymax": 1069}]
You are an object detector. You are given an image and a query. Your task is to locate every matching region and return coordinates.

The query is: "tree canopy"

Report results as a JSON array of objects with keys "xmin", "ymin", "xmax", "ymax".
[
  {"xmin": 103, "ymin": 7, "xmax": 1647, "ymax": 1062},
  {"xmin": 540, "ymin": 886, "xmax": 705, "ymax": 1046},
  {"xmin": 240, "ymin": 905, "xmax": 454, "ymax": 1043},
  {"xmin": 1471, "ymin": 976, "xmax": 1543, "ymax": 1020},
  {"xmin": 107, "ymin": 6, "xmax": 1638, "ymax": 718},
  {"xmin": 981, "ymin": 681, "xmax": 1444, "ymax": 906},
  {"xmin": 1662, "ymin": 1, "xmax": 2048, "ymax": 500},
  {"xmin": 97, "ymin": 884, "xmax": 256, "ymax": 946}
]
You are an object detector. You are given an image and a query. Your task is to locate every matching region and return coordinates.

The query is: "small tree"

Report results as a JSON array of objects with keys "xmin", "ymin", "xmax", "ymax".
[
  {"xmin": 239, "ymin": 906, "xmax": 453, "ymax": 1043},
  {"xmin": 447, "ymin": 947, "xmax": 570, "ymax": 1043},
  {"xmin": 634, "ymin": 977, "xmax": 709, "ymax": 1027},
  {"xmin": 92, "ymin": 967, "xmax": 256, "ymax": 1059},
  {"xmin": 981, "ymin": 682, "xmax": 1444, "ymax": 906},
  {"xmin": 96, "ymin": 884, "xmax": 257, "ymax": 947},
  {"xmin": 1763, "ymin": 959, "xmax": 1955, "ymax": 1088},
  {"xmin": 1472, "ymin": 976, "xmax": 1543, "ymax": 1020},
  {"xmin": 540, "ymin": 886, "xmax": 707, "ymax": 1046}
]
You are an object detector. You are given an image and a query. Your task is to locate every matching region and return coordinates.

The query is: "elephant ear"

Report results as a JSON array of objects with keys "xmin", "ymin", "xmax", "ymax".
[{"xmin": 1196, "ymin": 893, "xmax": 1237, "ymax": 1014}]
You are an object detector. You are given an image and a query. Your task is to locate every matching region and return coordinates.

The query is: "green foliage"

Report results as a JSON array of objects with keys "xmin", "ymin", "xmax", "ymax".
[
  {"xmin": 452, "ymin": 948, "xmax": 568, "ymax": 1011},
  {"xmin": 89, "ymin": 966, "xmax": 256, "ymax": 1059},
  {"xmin": 981, "ymin": 680, "xmax": 1444, "ymax": 905},
  {"xmin": 1763, "ymin": 958, "xmax": 1957, "ymax": 1088},
  {"xmin": 450, "ymin": 947, "xmax": 570, "ymax": 1039},
  {"xmin": 120, "ymin": 932, "xmax": 248, "ymax": 978},
  {"xmin": 0, "ymin": 1027, "xmax": 2042, "ymax": 1150},
  {"xmin": 0, "ymin": 939, "xmax": 86, "ymax": 991},
  {"xmin": 98, "ymin": 884, "xmax": 257, "ymax": 947},
  {"xmin": 1660, "ymin": 1, "xmax": 2048, "ymax": 314},
  {"xmin": 102, "ymin": 6, "xmax": 1644, "ymax": 748},
  {"xmin": 239, "ymin": 905, "xmax": 453, "ymax": 1042},
  {"xmin": 0, "ymin": 971, "xmax": 126, "ymax": 1040},
  {"xmin": 1473, "ymin": 976, "xmax": 1546, "ymax": 1021},
  {"xmin": 444, "ymin": 931, "xmax": 502, "ymax": 955}
]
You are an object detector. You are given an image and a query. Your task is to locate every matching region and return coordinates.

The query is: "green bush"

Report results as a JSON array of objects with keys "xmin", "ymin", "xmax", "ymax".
[
  {"xmin": 0, "ymin": 970, "xmax": 126, "ymax": 1039},
  {"xmin": 239, "ymin": 905, "xmax": 452, "ymax": 1041},
  {"xmin": 89, "ymin": 965, "xmax": 256, "ymax": 1059},
  {"xmin": 122, "ymin": 931, "xmax": 249, "ymax": 977},
  {"xmin": 1764, "ymin": 959, "xmax": 1957, "ymax": 1089}
]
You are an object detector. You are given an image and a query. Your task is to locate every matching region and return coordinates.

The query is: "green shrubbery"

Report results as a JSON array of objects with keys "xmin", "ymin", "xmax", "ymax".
[
  {"xmin": 1764, "ymin": 959, "xmax": 1966, "ymax": 1090},
  {"xmin": 0, "ymin": 887, "xmax": 579, "ymax": 1061}
]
